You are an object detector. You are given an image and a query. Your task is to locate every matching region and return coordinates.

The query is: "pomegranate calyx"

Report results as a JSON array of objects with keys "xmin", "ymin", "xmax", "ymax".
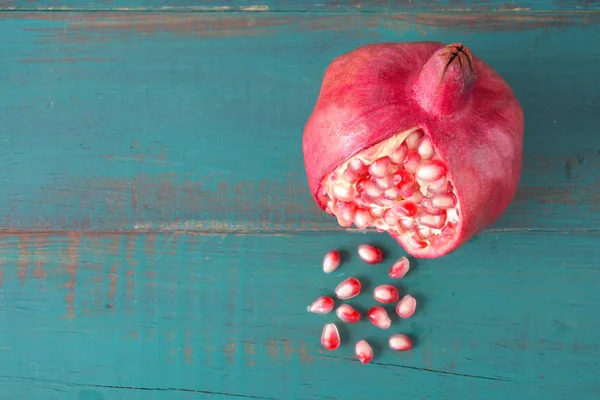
[{"xmin": 413, "ymin": 43, "xmax": 477, "ymax": 117}]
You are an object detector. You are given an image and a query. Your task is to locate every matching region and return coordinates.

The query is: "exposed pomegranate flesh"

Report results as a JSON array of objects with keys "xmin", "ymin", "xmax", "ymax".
[
  {"xmin": 303, "ymin": 42, "xmax": 524, "ymax": 258},
  {"xmin": 373, "ymin": 284, "xmax": 399, "ymax": 304},
  {"xmin": 322, "ymin": 250, "xmax": 341, "ymax": 274},
  {"xmin": 307, "ymin": 296, "xmax": 335, "ymax": 314},
  {"xmin": 357, "ymin": 244, "xmax": 383, "ymax": 265},
  {"xmin": 368, "ymin": 306, "xmax": 391, "ymax": 329},
  {"xmin": 321, "ymin": 323, "xmax": 341, "ymax": 351},
  {"xmin": 396, "ymin": 294, "xmax": 417, "ymax": 318},
  {"xmin": 334, "ymin": 277, "xmax": 361, "ymax": 300},
  {"xmin": 389, "ymin": 257, "xmax": 410, "ymax": 279},
  {"xmin": 389, "ymin": 334, "xmax": 413, "ymax": 351},
  {"xmin": 355, "ymin": 340, "xmax": 374, "ymax": 364},
  {"xmin": 336, "ymin": 304, "xmax": 361, "ymax": 324}
]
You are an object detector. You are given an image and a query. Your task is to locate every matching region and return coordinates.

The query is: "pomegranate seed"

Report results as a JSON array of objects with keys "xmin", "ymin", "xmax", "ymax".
[
  {"xmin": 354, "ymin": 208, "xmax": 372, "ymax": 229},
  {"xmin": 431, "ymin": 193, "xmax": 457, "ymax": 209},
  {"xmin": 389, "ymin": 334, "xmax": 413, "ymax": 351},
  {"xmin": 373, "ymin": 175, "xmax": 393, "ymax": 191},
  {"xmin": 384, "ymin": 187, "xmax": 402, "ymax": 200},
  {"xmin": 426, "ymin": 176, "xmax": 449, "ymax": 194},
  {"xmin": 343, "ymin": 168, "xmax": 360, "ymax": 183},
  {"xmin": 406, "ymin": 235, "xmax": 427, "ymax": 249},
  {"xmin": 374, "ymin": 284, "xmax": 399, "ymax": 304},
  {"xmin": 393, "ymin": 170, "xmax": 414, "ymax": 188},
  {"xmin": 337, "ymin": 201, "xmax": 356, "ymax": 225},
  {"xmin": 389, "ymin": 256, "xmax": 410, "ymax": 279},
  {"xmin": 403, "ymin": 150, "xmax": 421, "ymax": 173},
  {"xmin": 417, "ymin": 226, "xmax": 432, "ymax": 240},
  {"xmin": 417, "ymin": 136, "xmax": 434, "ymax": 159},
  {"xmin": 392, "ymin": 200, "xmax": 418, "ymax": 217},
  {"xmin": 357, "ymin": 244, "xmax": 383, "ymax": 265},
  {"xmin": 371, "ymin": 207, "xmax": 384, "ymax": 218},
  {"xmin": 321, "ymin": 323, "xmax": 341, "ymax": 351},
  {"xmin": 383, "ymin": 209, "xmax": 398, "ymax": 226},
  {"xmin": 369, "ymin": 157, "xmax": 390, "ymax": 178},
  {"xmin": 355, "ymin": 177, "xmax": 369, "ymax": 194},
  {"xmin": 421, "ymin": 197, "xmax": 445, "ymax": 215},
  {"xmin": 322, "ymin": 250, "xmax": 341, "ymax": 274},
  {"xmin": 363, "ymin": 181, "xmax": 382, "ymax": 199},
  {"xmin": 417, "ymin": 211, "xmax": 447, "ymax": 229},
  {"xmin": 335, "ymin": 277, "xmax": 361, "ymax": 300},
  {"xmin": 399, "ymin": 183, "xmax": 416, "ymax": 198},
  {"xmin": 405, "ymin": 130, "xmax": 422, "ymax": 149},
  {"xmin": 333, "ymin": 184, "xmax": 355, "ymax": 202},
  {"xmin": 355, "ymin": 340, "xmax": 374, "ymax": 364},
  {"xmin": 389, "ymin": 143, "xmax": 408, "ymax": 164},
  {"xmin": 336, "ymin": 304, "xmax": 361, "ymax": 323},
  {"xmin": 396, "ymin": 294, "xmax": 417, "ymax": 318},
  {"xmin": 399, "ymin": 216, "xmax": 416, "ymax": 232},
  {"xmin": 368, "ymin": 306, "xmax": 391, "ymax": 329},
  {"xmin": 307, "ymin": 296, "xmax": 335, "ymax": 314},
  {"xmin": 348, "ymin": 158, "xmax": 368, "ymax": 175},
  {"xmin": 415, "ymin": 160, "xmax": 446, "ymax": 182}
]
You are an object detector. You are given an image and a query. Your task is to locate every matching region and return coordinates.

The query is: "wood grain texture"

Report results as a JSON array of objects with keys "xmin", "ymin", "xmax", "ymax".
[
  {"xmin": 0, "ymin": 231, "xmax": 599, "ymax": 399},
  {"xmin": 0, "ymin": 11, "xmax": 599, "ymax": 233},
  {"xmin": 2, "ymin": 0, "xmax": 599, "ymax": 11}
]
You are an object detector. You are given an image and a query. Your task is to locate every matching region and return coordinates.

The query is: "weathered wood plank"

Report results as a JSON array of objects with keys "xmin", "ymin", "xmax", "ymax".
[
  {"xmin": 0, "ymin": 12, "xmax": 599, "ymax": 234},
  {"xmin": 1, "ymin": 0, "xmax": 598, "ymax": 12},
  {"xmin": 0, "ymin": 231, "xmax": 598, "ymax": 399}
]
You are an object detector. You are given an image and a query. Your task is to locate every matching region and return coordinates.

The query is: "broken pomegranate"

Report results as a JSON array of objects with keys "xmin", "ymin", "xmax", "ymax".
[
  {"xmin": 336, "ymin": 304, "xmax": 361, "ymax": 324},
  {"xmin": 322, "ymin": 250, "xmax": 341, "ymax": 273},
  {"xmin": 321, "ymin": 323, "xmax": 341, "ymax": 351},
  {"xmin": 373, "ymin": 284, "xmax": 399, "ymax": 304},
  {"xmin": 334, "ymin": 277, "xmax": 361, "ymax": 300},
  {"xmin": 307, "ymin": 296, "xmax": 335, "ymax": 314},
  {"xmin": 389, "ymin": 256, "xmax": 410, "ymax": 279},
  {"xmin": 368, "ymin": 306, "xmax": 391, "ymax": 329},
  {"xmin": 302, "ymin": 42, "xmax": 524, "ymax": 258},
  {"xmin": 355, "ymin": 340, "xmax": 374, "ymax": 364},
  {"xmin": 389, "ymin": 334, "xmax": 413, "ymax": 351},
  {"xmin": 396, "ymin": 294, "xmax": 417, "ymax": 318},
  {"xmin": 357, "ymin": 244, "xmax": 383, "ymax": 264}
]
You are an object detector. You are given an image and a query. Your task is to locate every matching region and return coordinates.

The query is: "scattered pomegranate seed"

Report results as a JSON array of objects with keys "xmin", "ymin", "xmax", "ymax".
[
  {"xmin": 396, "ymin": 294, "xmax": 417, "ymax": 318},
  {"xmin": 368, "ymin": 306, "xmax": 391, "ymax": 329},
  {"xmin": 322, "ymin": 250, "xmax": 341, "ymax": 274},
  {"xmin": 307, "ymin": 296, "xmax": 335, "ymax": 315},
  {"xmin": 389, "ymin": 334, "xmax": 413, "ymax": 351},
  {"xmin": 373, "ymin": 284, "xmax": 399, "ymax": 304},
  {"xmin": 336, "ymin": 304, "xmax": 361, "ymax": 324},
  {"xmin": 357, "ymin": 244, "xmax": 383, "ymax": 265},
  {"xmin": 334, "ymin": 277, "xmax": 362, "ymax": 300},
  {"xmin": 321, "ymin": 323, "xmax": 341, "ymax": 351},
  {"xmin": 389, "ymin": 256, "xmax": 410, "ymax": 279},
  {"xmin": 355, "ymin": 340, "xmax": 374, "ymax": 364}
]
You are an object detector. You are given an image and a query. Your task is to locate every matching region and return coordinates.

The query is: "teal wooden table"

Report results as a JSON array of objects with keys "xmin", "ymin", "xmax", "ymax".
[{"xmin": 1, "ymin": 1, "xmax": 600, "ymax": 399}]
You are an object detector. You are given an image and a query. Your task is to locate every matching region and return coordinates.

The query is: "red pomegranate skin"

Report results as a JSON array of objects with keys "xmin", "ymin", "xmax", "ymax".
[{"xmin": 302, "ymin": 42, "xmax": 524, "ymax": 257}]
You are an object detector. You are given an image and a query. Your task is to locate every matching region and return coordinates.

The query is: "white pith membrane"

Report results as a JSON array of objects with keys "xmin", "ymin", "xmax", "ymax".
[{"xmin": 319, "ymin": 128, "xmax": 460, "ymax": 251}]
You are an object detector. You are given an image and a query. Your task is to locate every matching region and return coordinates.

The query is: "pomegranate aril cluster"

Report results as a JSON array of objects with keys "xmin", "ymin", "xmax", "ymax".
[
  {"xmin": 319, "ymin": 129, "xmax": 459, "ymax": 251},
  {"xmin": 308, "ymin": 245, "xmax": 416, "ymax": 364}
]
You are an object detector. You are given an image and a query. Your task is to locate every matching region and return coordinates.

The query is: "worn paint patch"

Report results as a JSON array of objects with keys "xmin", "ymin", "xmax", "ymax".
[{"xmin": 2, "ymin": 11, "xmax": 598, "ymax": 44}]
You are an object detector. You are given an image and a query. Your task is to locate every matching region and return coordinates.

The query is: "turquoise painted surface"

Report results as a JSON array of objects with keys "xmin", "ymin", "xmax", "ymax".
[
  {"xmin": 2, "ymin": 0, "xmax": 600, "ymax": 11},
  {"xmin": 0, "ymin": 5, "xmax": 599, "ymax": 400},
  {"xmin": 1, "ymin": 232, "xmax": 600, "ymax": 399}
]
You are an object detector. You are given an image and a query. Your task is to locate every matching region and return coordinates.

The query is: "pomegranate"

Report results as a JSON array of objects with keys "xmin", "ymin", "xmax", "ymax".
[{"xmin": 302, "ymin": 42, "xmax": 524, "ymax": 258}]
